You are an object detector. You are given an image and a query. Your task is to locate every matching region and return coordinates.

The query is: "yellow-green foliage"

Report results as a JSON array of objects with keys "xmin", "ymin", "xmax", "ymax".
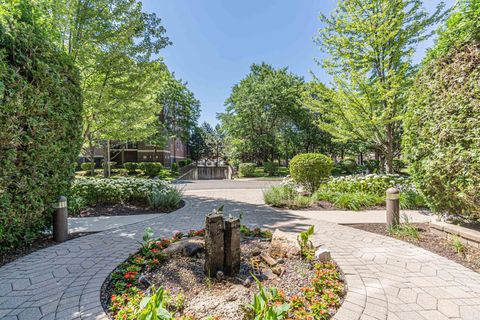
[{"xmin": 289, "ymin": 153, "xmax": 333, "ymax": 193}]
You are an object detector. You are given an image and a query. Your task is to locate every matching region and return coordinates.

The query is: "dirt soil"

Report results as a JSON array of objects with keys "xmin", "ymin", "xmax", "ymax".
[
  {"xmin": 0, "ymin": 232, "xmax": 94, "ymax": 267},
  {"xmin": 347, "ymin": 223, "xmax": 480, "ymax": 272},
  {"xmin": 75, "ymin": 200, "xmax": 185, "ymax": 218}
]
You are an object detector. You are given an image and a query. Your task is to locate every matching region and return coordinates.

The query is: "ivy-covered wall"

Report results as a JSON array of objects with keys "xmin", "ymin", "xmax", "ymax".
[{"xmin": 0, "ymin": 3, "xmax": 83, "ymax": 250}]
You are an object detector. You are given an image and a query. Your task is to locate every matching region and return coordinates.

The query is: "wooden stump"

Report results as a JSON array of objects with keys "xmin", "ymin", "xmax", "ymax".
[
  {"xmin": 224, "ymin": 218, "xmax": 241, "ymax": 276},
  {"xmin": 204, "ymin": 212, "xmax": 225, "ymax": 277}
]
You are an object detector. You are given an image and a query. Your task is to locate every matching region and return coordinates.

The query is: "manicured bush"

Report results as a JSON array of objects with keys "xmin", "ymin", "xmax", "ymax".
[
  {"xmin": 340, "ymin": 158, "xmax": 357, "ymax": 174},
  {"xmin": 0, "ymin": 4, "xmax": 83, "ymax": 250},
  {"xmin": 178, "ymin": 160, "xmax": 187, "ymax": 168},
  {"xmin": 263, "ymin": 161, "xmax": 279, "ymax": 176},
  {"xmin": 171, "ymin": 162, "xmax": 179, "ymax": 172},
  {"xmin": 81, "ymin": 162, "xmax": 95, "ymax": 172},
  {"xmin": 239, "ymin": 163, "xmax": 257, "ymax": 177},
  {"xmin": 102, "ymin": 161, "xmax": 117, "ymax": 168},
  {"xmin": 123, "ymin": 162, "xmax": 138, "ymax": 174},
  {"xmin": 69, "ymin": 177, "xmax": 179, "ymax": 214},
  {"xmin": 289, "ymin": 153, "xmax": 333, "ymax": 193},
  {"xmin": 186, "ymin": 159, "xmax": 192, "ymax": 165},
  {"xmin": 404, "ymin": 1, "xmax": 480, "ymax": 219},
  {"xmin": 138, "ymin": 162, "xmax": 163, "ymax": 177}
]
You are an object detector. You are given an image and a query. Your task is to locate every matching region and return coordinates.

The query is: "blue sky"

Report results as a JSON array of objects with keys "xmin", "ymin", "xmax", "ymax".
[{"xmin": 141, "ymin": 0, "xmax": 454, "ymax": 125}]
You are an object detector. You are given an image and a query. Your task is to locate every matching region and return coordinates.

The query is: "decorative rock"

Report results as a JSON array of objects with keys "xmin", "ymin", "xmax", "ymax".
[
  {"xmin": 315, "ymin": 248, "xmax": 331, "ymax": 262},
  {"xmin": 224, "ymin": 218, "xmax": 241, "ymax": 276},
  {"xmin": 271, "ymin": 266, "xmax": 285, "ymax": 277},
  {"xmin": 260, "ymin": 252, "xmax": 277, "ymax": 267},
  {"xmin": 216, "ymin": 270, "xmax": 225, "ymax": 281},
  {"xmin": 204, "ymin": 212, "xmax": 225, "ymax": 277},
  {"xmin": 163, "ymin": 237, "xmax": 204, "ymax": 257},
  {"xmin": 269, "ymin": 229, "xmax": 301, "ymax": 258}
]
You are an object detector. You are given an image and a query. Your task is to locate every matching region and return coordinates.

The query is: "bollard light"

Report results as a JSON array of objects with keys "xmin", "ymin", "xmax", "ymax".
[
  {"xmin": 53, "ymin": 196, "xmax": 68, "ymax": 242},
  {"xmin": 386, "ymin": 188, "xmax": 400, "ymax": 229}
]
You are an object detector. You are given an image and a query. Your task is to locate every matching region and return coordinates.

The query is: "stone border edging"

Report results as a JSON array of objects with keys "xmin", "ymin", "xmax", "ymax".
[{"xmin": 430, "ymin": 221, "xmax": 480, "ymax": 249}]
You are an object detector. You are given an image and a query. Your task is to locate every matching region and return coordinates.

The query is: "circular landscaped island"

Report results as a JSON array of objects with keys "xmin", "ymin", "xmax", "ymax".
[{"xmin": 102, "ymin": 213, "xmax": 346, "ymax": 320}]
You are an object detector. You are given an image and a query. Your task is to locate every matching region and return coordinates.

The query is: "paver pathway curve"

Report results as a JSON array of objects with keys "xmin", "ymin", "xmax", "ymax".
[{"xmin": 1, "ymin": 192, "xmax": 480, "ymax": 320}]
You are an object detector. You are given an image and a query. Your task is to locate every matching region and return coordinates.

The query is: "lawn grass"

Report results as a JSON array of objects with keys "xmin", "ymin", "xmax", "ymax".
[
  {"xmin": 75, "ymin": 168, "xmax": 178, "ymax": 181},
  {"xmin": 237, "ymin": 166, "xmax": 289, "ymax": 179}
]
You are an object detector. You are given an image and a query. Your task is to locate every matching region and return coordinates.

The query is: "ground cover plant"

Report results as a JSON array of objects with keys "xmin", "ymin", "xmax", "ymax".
[
  {"xmin": 264, "ymin": 174, "xmax": 425, "ymax": 211},
  {"xmin": 107, "ymin": 227, "xmax": 344, "ymax": 319},
  {"xmin": 68, "ymin": 178, "xmax": 181, "ymax": 215}
]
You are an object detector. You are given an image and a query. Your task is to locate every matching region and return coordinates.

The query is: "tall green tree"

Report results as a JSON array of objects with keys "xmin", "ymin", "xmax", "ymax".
[
  {"xmin": 158, "ymin": 75, "xmax": 201, "ymax": 163},
  {"xmin": 314, "ymin": 0, "xmax": 447, "ymax": 172},
  {"xmin": 201, "ymin": 123, "xmax": 226, "ymax": 166},
  {"xmin": 220, "ymin": 63, "xmax": 304, "ymax": 163},
  {"xmin": 34, "ymin": 0, "xmax": 172, "ymax": 174}
]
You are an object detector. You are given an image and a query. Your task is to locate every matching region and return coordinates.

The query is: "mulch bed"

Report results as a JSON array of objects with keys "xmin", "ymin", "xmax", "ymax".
[
  {"xmin": 74, "ymin": 200, "xmax": 185, "ymax": 218},
  {"xmin": 0, "ymin": 232, "xmax": 95, "ymax": 267},
  {"xmin": 346, "ymin": 223, "xmax": 480, "ymax": 272}
]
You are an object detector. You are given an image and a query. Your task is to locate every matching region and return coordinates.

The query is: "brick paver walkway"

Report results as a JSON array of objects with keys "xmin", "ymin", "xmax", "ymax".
[{"xmin": 1, "ymin": 193, "xmax": 480, "ymax": 320}]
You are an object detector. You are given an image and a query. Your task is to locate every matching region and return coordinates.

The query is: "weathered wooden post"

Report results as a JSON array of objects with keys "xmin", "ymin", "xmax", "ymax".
[
  {"xmin": 224, "ymin": 217, "xmax": 241, "ymax": 276},
  {"xmin": 386, "ymin": 188, "xmax": 400, "ymax": 229},
  {"xmin": 53, "ymin": 196, "xmax": 68, "ymax": 242},
  {"xmin": 204, "ymin": 211, "xmax": 225, "ymax": 277}
]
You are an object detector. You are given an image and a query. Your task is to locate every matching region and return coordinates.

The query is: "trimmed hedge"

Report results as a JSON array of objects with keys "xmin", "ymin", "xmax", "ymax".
[
  {"xmin": 404, "ymin": 1, "xmax": 480, "ymax": 220},
  {"xmin": 123, "ymin": 162, "xmax": 138, "ymax": 174},
  {"xmin": 0, "ymin": 4, "xmax": 83, "ymax": 250},
  {"xmin": 81, "ymin": 162, "xmax": 95, "ymax": 173},
  {"xmin": 138, "ymin": 162, "xmax": 163, "ymax": 178},
  {"xmin": 239, "ymin": 163, "xmax": 256, "ymax": 177},
  {"xmin": 289, "ymin": 153, "xmax": 333, "ymax": 193}
]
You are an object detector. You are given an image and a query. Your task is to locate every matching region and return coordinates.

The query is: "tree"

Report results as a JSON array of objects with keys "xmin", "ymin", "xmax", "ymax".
[
  {"xmin": 220, "ymin": 63, "xmax": 304, "ymax": 163},
  {"xmin": 314, "ymin": 0, "xmax": 447, "ymax": 173},
  {"xmin": 35, "ymin": 0, "xmax": 172, "ymax": 175},
  {"xmin": 157, "ymin": 75, "xmax": 201, "ymax": 163},
  {"xmin": 404, "ymin": 0, "xmax": 480, "ymax": 219},
  {"xmin": 0, "ymin": 0, "xmax": 83, "ymax": 249},
  {"xmin": 201, "ymin": 123, "xmax": 226, "ymax": 166},
  {"xmin": 188, "ymin": 126, "xmax": 208, "ymax": 161}
]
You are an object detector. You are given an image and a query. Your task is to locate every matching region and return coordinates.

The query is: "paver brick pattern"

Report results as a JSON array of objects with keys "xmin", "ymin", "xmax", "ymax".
[{"xmin": 1, "ymin": 194, "xmax": 480, "ymax": 320}]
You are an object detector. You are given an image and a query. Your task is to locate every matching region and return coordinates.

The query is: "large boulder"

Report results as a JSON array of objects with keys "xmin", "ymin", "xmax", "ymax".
[
  {"xmin": 269, "ymin": 230, "xmax": 300, "ymax": 258},
  {"xmin": 163, "ymin": 237, "xmax": 204, "ymax": 257}
]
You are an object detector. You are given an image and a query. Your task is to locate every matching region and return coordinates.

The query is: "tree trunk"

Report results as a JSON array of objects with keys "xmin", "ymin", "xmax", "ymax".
[
  {"xmin": 88, "ymin": 138, "xmax": 95, "ymax": 176},
  {"xmin": 103, "ymin": 140, "xmax": 111, "ymax": 178},
  {"xmin": 385, "ymin": 124, "xmax": 394, "ymax": 174}
]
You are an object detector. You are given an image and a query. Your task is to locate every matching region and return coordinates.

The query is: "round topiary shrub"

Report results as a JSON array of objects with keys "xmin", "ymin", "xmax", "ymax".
[
  {"xmin": 289, "ymin": 153, "xmax": 333, "ymax": 193},
  {"xmin": 81, "ymin": 162, "xmax": 95, "ymax": 173},
  {"xmin": 404, "ymin": 43, "xmax": 480, "ymax": 220},
  {"xmin": 0, "ymin": 4, "xmax": 83, "ymax": 250},
  {"xmin": 239, "ymin": 163, "xmax": 256, "ymax": 177},
  {"xmin": 263, "ymin": 161, "xmax": 279, "ymax": 176},
  {"xmin": 178, "ymin": 160, "xmax": 187, "ymax": 168},
  {"xmin": 139, "ymin": 162, "xmax": 163, "ymax": 178},
  {"xmin": 123, "ymin": 162, "xmax": 138, "ymax": 174}
]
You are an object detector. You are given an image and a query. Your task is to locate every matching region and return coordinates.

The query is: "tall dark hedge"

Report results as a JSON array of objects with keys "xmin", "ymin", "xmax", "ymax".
[
  {"xmin": 404, "ymin": 13, "xmax": 479, "ymax": 220},
  {"xmin": 0, "ymin": 3, "xmax": 83, "ymax": 250}
]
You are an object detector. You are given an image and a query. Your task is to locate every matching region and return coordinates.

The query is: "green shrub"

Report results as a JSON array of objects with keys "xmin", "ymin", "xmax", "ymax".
[
  {"xmin": 313, "ymin": 190, "xmax": 384, "ymax": 211},
  {"xmin": 102, "ymin": 161, "xmax": 117, "ymax": 169},
  {"xmin": 186, "ymin": 159, "xmax": 192, "ymax": 165},
  {"xmin": 404, "ymin": 5, "xmax": 480, "ymax": 220},
  {"xmin": 178, "ymin": 160, "xmax": 187, "ymax": 168},
  {"xmin": 289, "ymin": 153, "xmax": 333, "ymax": 193},
  {"xmin": 400, "ymin": 191, "xmax": 426, "ymax": 209},
  {"xmin": 81, "ymin": 162, "xmax": 95, "ymax": 172},
  {"xmin": 69, "ymin": 178, "xmax": 179, "ymax": 214},
  {"xmin": 171, "ymin": 162, "xmax": 179, "ymax": 172},
  {"xmin": 263, "ymin": 185, "xmax": 311, "ymax": 209},
  {"xmin": 239, "ymin": 163, "xmax": 257, "ymax": 177},
  {"xmin": 123, "ymin": 162, "xmax": 138, "ymax": 174},
  {"xmin": 139, "ymin": 162, "xmax": 163, "ymax": 177},
  {"xmin": 263, "ymin": 162, "xmax": 279, "ymax": 176},
  {"xmin": 0, "ymin": 3, "xmax": 83, "ymax": 250},
  {"xmin": 340, "ymin": 158, "xmax": 357, "ymax": 174},
  {"xmin": 392, "ymin": 159, "xmax": 406, "ymax": 173},
  {"xmin": 363, "ymin": 160, "xmax": 380, "ymax": 173}
]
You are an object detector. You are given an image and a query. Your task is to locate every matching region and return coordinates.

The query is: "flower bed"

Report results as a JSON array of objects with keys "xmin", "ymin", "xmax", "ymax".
[
  {"xmin": 69, "ymin": 177, "xmax": 182, "ymax": 215},
  {"xmin": 104, "ymin": 227, "xmax": 345, "ymax": 320}
]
